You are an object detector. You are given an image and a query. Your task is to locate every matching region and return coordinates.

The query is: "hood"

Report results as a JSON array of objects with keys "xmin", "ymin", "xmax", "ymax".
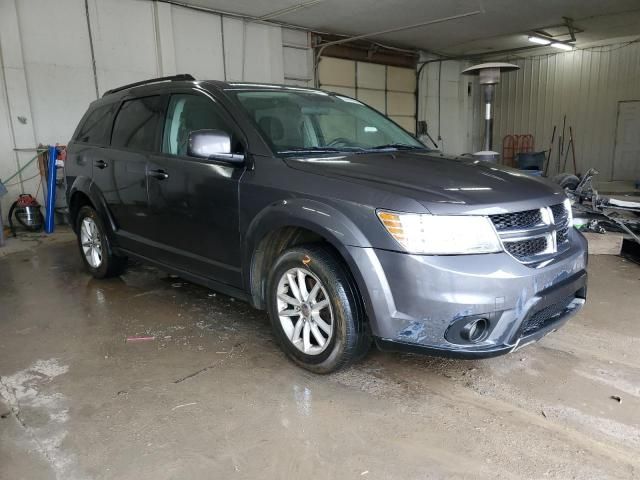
[{"xmin": 284, "ymin": 151, "xmax": 566, "ymax": 215}]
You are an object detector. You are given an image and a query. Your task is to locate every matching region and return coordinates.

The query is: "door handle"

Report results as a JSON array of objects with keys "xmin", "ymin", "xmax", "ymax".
[
  {"xmin": 147, "ymin": 168, "xmax": 169, "ymax": 180},
  {"xmin": 95, "ymin": 160, "xmax": 108, "ymax": 169}
]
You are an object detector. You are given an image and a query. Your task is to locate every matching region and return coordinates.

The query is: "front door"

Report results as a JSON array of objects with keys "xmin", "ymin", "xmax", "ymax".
[
  {"xmin": 613, "ymin": 101, "xmax": 640, "ymax": 181},
  {"xmin": 146, "ymin": 91, "xmax": 246, "ymax": 287}
]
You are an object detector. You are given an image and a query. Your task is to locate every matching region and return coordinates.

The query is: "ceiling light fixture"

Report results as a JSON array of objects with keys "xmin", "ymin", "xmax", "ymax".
[
  {"xmin": 528, "ymin": 35, "xmax": 551, "ymax": 45},
  {"xmin": 551, "ymin": 42, "xmax": 574, "ymax": 51}
]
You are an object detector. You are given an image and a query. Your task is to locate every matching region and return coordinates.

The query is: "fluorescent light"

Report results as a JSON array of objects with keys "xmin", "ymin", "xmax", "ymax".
[
  {"xmin": 528, "ymin": 35, "xmax": 551, "ymax": 45},
  {"xmin": 551, "ymin": 42, "xmax": 574, "ymax": 51}
]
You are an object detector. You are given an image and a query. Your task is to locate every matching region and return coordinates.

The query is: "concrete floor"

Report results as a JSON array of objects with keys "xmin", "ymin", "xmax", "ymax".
[{"xmin": 1, "ymin": 231, "xmax": 639, "ymax": 480}]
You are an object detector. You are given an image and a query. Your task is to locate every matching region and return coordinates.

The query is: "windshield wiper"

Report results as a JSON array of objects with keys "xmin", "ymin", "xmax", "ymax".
[
  {"xmin": 279, "ymin": 146, "xmax": 364, "ymax": 154},
  {"xmin": 368, "ymin": 143, "xmax": 425, "ymax": 151}
]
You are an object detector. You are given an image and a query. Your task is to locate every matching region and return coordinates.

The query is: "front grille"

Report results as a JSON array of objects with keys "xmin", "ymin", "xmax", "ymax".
[
  {"xmin": 550, "ymin": 203, "xmax": 570, "ymax": 245},
  {"xmin": 490, "ymin": 202, "xmax": 572, "ymax": 264},
  {"xmin": 490, "ymin": 209, "xmax": 542, "ymax": 231},
  {"xmin": 557, "ymin": 227, "xmax": 569, "ymax": 244},
  {"xmin": 550, "ymin": 203, "xmax": 568, "ymax": 224},
  {"xmin": 504, "ymin": 237, "xmax": 548, "ymax": 258},
  {"xmin": 522, "ymin": 294, "xmax": 576, "ymax": 335}
]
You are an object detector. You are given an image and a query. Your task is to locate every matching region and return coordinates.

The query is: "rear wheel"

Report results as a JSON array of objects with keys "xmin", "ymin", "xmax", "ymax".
[
  {"xmin": 266, "ymin": 244, "xmax": 369, "ymax": 373},
  {"xmin": 76, "ymin": 205, "xmax": 126, "ymax": 278}
]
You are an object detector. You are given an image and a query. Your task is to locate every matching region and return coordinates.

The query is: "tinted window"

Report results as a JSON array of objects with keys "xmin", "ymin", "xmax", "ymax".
[
  {"xmin": 75, "ymin": 103, "xmax": 117, "ymax": 145},
  {"xmin": 162, "ymin": 94, "xmax": 241, "ymax": 156},
  {"xmin": 111, "ymin": 96, "xmax": 164, "ymax": 152}
]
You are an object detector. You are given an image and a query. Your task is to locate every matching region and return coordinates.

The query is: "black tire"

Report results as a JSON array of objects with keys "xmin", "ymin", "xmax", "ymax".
[
  {"xmin": 266, "ymin": 244, "xmax": 370, "ymax": 373},
  {"xmin": 553, "ymin": 173, "xmax": 580, "ymax": 191},
  {"xmin": 75, "ymin": 205, "xmax": 127, "ymax": 278}
]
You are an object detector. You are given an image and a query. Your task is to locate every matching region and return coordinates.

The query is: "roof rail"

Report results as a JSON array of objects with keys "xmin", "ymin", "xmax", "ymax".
[{"xmin": 102, "ymin": 74, "xmax": 196, "ymax": 97}]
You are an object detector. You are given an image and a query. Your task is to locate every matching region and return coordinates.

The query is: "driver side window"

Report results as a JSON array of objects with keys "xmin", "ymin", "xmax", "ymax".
[{"xmin": 162, "ymin": 94, "xmax": 241, "ymax": 156}]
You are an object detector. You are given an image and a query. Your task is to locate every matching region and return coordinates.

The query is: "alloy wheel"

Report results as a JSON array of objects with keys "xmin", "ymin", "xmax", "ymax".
[
  {"xmin": 276, "ymin": 267, "xmax": 334, "ymax": 355},
  {"xmin": 80, "ymin": 217, "xmax": 103, "ymax": 268}
]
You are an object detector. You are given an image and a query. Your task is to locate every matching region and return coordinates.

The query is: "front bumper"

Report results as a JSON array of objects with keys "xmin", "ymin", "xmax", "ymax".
[{"xmin": 347, "ymin": 228, "xmax": 588, "ymax": 358}]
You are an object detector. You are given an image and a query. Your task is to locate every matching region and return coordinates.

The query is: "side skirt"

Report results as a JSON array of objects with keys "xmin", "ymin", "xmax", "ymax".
[{"xmin": 119, "ymin": 248, "xmax": 253, "ymax": 304}]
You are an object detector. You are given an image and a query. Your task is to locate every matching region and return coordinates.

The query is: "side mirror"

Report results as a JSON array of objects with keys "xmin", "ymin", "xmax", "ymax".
[{"xmin": 187, "ymin": 129, "xmax": 245, "ymax": 165}]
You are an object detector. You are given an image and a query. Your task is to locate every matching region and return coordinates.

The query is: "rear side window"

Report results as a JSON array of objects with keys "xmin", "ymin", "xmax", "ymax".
[
  {"xmin": 111, "ymin": 96, "xmax": 164, "ymax": 152},
  {"xmin": 75, "ymin": 103, "xmax": 117, "ymax": 145}
]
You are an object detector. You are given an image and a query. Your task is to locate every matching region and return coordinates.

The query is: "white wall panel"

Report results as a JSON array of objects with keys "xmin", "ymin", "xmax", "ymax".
[
  {"xmin": 243, "ymin": 23, "xmax": 284, "ymax": 84},
  {"xmin": 283, "ymin": 28, "xmax": 312, "ymax": 86},
  {"xmin": 222, "ymin": 17, "xmax": 246, "ymax": 82},
  {"xmin": 493, "ymin": 43, "xmax": 640, "ymax": 180},
  {"xmin": 170, "ymin": 5, "xmax": 225, "ymax": 80},
  {"xmin": 16, "ymin": 0, "xmax": 96, "ymax": 144},
  {"xmin": 418, "ymin": 59, "xmax": 473, "ymax": 155},
  {"xmin": 0, "ymin": 0, "xmax": 296, "ymax": 208},
  {"xmin": 88, "ymin": 0, "xmax": 159, "ymax": 94},
  {"xmin": 283, "ymin": 46, "xmax": 312, "ymax": 84},
  {"xmin": 0, "ymin": 61, "xmax": 18, "ymax": 214}
]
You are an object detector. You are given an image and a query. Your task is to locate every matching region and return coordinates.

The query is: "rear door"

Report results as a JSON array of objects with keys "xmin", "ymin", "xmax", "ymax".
[
  {"xmin": 146, "ymin": 90, "xmax": 246, "ymax": 287},
  {"xmin": 104, "ymin": 95, "xmax": 165, "ymax": 251},
  {"xmin": 67, "ymin": 102, "xmax": 118, "ymax": 202}
]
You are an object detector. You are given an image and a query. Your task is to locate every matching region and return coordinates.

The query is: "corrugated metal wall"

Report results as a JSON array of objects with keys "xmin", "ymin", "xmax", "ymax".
[{"xmin": 493, "ymin": 42, "xmax": 640, "ymax": 180}]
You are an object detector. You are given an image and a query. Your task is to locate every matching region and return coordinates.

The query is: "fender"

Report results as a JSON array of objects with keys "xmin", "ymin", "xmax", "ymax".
[
  {"xmin": 242, "ymin": 198, "xmax": 378, "ymax": 318},
  {"xmin": 67, "ymin": 176, "xmax": 120, "ymax": 247}
]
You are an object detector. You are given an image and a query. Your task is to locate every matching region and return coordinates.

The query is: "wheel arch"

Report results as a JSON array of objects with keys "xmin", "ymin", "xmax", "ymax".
[
  {"xmin": 68, "ymin": 176, "xmax": 118, "ymax": 241},
  {"xmin": 244, "ymin": 200, "xmax": 373, "ymax": 314}
]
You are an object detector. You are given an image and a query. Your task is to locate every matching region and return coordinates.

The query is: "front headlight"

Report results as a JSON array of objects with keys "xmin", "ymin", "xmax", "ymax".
[{"xmin": 377, "ymin": 210, "xmax": 502, "ymax": 255}]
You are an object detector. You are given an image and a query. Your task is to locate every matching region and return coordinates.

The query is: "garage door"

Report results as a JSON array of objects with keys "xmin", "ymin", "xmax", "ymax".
[{"xmin": 318, "ymin": 57, "xmax": 416, "ymax": 134}]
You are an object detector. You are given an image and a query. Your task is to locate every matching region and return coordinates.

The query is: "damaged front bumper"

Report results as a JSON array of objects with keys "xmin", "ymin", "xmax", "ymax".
[{"xmin": 347, "ymin": 228, "xmax": 588, "ymax": 359}]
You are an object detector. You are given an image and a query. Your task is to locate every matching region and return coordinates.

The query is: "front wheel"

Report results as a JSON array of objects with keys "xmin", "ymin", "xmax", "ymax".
[
  {"xmin": 266, "ymin": 244, "xmax": 369, "ymax": 373},
  {"xmin": 76, "ymin": 205, "xmax": 127, "ymax": 278}
]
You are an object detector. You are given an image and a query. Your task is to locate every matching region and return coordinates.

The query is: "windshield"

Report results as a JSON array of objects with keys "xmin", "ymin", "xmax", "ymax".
[{"xmin": 230, "ymin": 89, "xmax": 425, "ymax": 154}]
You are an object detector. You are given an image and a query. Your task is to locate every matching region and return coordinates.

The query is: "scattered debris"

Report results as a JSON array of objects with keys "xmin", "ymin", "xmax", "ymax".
[
  {"xmin": 0, "ymin": 411, "xmax": 10, "ymax": 419},
  {"xmin": 610, "ymin": 395, "xmax": 622, "ymax": 403},
  {"xmin": 541, "ymin": 409, "xmax": 548, "ymax": 418},
  {"xmin": 126, "ymin": 336, "xmax": 155, "ymax": 343},
  {"xmin": 172, "ymin": 283, "xmax": 183, "ymax": 288},
  {"xmin": 171, "ymin": 402, "xmax": 198, "ymax": 411},
  {"xmin": 361, "ymin": 471, "xmax": 369, "ymax": 476},
  {"xmin": 567, "ymin": 168, "xmax": 640, "ymax": 249},
  {"xmin": 174, "ymin": 363, "xmax": 219, "ymax": 384}
]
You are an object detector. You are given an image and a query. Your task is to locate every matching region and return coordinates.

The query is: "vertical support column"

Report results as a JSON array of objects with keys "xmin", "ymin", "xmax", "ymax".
[{"xmin": 45, "ymin": 145, "xmax": 57, "ymax": 234}]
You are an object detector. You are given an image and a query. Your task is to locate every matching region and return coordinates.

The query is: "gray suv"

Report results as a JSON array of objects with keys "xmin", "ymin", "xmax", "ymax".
[{"xmin": 66, "ymin": 74, "xmax": 588, "ymax": 373}]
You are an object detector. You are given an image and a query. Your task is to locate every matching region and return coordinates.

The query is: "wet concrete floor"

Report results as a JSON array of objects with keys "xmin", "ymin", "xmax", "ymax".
[{"xmin": 1, "ymin": 232, "xmax": 639, "ymax": 479}]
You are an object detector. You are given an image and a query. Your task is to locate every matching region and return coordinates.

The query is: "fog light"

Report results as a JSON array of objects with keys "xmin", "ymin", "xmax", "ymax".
[{"xmin": 461, "ymin": 318, "xmax": 489, "ymax": 343}]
